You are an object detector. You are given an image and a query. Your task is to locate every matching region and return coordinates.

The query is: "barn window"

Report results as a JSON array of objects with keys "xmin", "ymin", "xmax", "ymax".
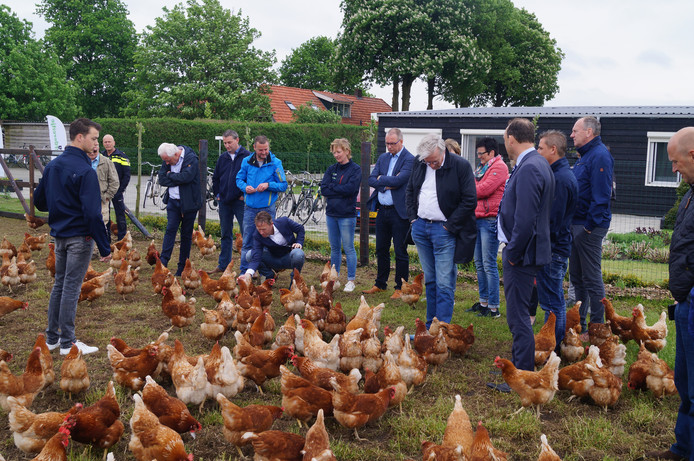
[{"xmin": 645, "ymin": 132, "xmax": 680, "ymax": 187}]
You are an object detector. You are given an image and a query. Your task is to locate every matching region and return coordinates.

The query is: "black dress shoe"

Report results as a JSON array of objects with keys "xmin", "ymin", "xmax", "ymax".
[
  {"xmin": 466, "ymin": 302, "xmax": 482, "ymax": 313},
  {"xmin": 486, "ymin": 382, "xmax": 511, "ymax": 393},
  {"xmin": 644, "ymin": 450, "xmax": 684, "ymax": 460}
]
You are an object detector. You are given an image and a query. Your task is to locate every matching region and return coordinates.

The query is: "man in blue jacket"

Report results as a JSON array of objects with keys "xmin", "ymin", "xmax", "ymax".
[
  {"xmin": 569, "ymin": 116, "xmax": 614, "ymax": 338},
  {"xmin": 536, "ymin": 130, "xmax": 578, "ymax": 348},
  {"xmin": 211, "ymin": 129, "xmax": 251, "ymax": 273},
  {"xmin": 242, "ymin": 211, "xmax": 305, "ymax": 284},
  {"xmin": 35, "ymin": 118, "xmax": 111, "ymax": 356},
  {"xmin": 158, "ymin": 142, "xmax": 202, "ymax": 276},
  {"xmin": 236, "ymin": 135, "xmax": 287, "ymax": 273},
  {"xmin": 363, "ymin": 128, "xmax": 414, "ymax": 299}
]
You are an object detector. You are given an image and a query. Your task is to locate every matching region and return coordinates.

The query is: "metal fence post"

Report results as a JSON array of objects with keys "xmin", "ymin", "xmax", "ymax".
[{"xmin": 359, "ymin": 142, "xmax": 371, "ymax": 266}]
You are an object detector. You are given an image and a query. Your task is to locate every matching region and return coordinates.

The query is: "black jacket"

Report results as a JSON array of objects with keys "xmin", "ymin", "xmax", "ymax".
[
  {"xmin": 320, "ymin": 160, "xmax": 361, "ymax": 218},
  {"xmin": 212, "ymin": 146, "xmax": 250, "ymax": 204},
  {"xmin": 670, "ymin": 185, "xmax": 694, "ymax": 302},
  {"xmin": 159, "ymin": 145, "xmax": 202, "ymax": 214},
  {"xmin": 406, "ymin": 152, "xmax": 477, "ymax": 264},
  {"xmin": 102, "ymin": 148, "xmax": 131, "ymax": 198}
]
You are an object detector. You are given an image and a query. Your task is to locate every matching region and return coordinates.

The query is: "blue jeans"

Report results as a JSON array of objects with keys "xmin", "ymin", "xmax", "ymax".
[
  {"xmin": 474, "ymin": 217, "xmax": 500, "ymax": 309},
  {"xmin": 536, "ymin": 253, "xmax": 568, "ymax": 345},
  {"xmin": 569, "ymin": 224, "xmax": 608, "ymax": 331},
  {"xmin": 160, "ymin": 198, "xmax": 198, "ymax": 275},
  {"xmin": 673, "ymin": 294, "xmax": 694, "ymax": 459},
  {"xmin": 245, "ymin": 248, "xmax": 305, "ymax": 280},
  {"xmin": 327, "ymin": 215, "xmax": 357, "ymax": 280},
  {"xmin": 218, "ymin": 198, "xmax": 245, "ymax": 270},
  {"xmin": 411, "ymin": 218, "xmax": 456, "ymax": 328},
  {"xmin": 240, "ymin": 204, "xmax": 275, "ymax": 272},
  {"xmin": 46, "ymin": 236, "xmax": 93, "ymax": 349}
]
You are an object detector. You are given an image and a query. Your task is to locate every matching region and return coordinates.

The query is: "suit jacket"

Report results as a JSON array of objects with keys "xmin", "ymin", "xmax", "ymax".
[
  {"xmin": 367, "ymin": 148, "xmax": 414, "ymax": 220},
  {"xmin": 248, "ymin": 217, "xmax": 305, "ymax": 272},
  {"xmin": 498, "ymin": 150, "xmax": 555, "ymax": 267}
]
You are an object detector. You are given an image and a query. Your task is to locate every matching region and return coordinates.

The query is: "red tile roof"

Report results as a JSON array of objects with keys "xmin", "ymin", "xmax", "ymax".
[{"xmin": 268, "ymin": 85, "xmax": 392, "ymax": 125}]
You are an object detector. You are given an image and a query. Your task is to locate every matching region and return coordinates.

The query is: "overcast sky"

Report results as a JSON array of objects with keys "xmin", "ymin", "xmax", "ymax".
[{"xmin": 5, "ymin": 0, "xmax": 694, "ymax": 111}]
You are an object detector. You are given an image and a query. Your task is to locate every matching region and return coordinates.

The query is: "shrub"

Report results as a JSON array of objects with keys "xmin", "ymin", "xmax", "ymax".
[{"xmin": 662, "ymin": 180, "xmax": 691, "ymax": 229}]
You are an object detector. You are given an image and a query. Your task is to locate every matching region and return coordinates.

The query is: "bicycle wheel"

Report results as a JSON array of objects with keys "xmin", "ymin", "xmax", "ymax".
[
  {"xmin": 311, "ymin": 196, "xmax": 326, "ymax": 224},
  {"xmin": 207, "ymin": 193, "xmax": 218, "ymax": 211},
  {"xmin": 295, "ymin": 197, "xmax": 313, "ymax": 224},
  {"xmin": 276, "ymin": 194, "xmax": 293, "ymax": 217},
  {"xmin": 143, "ymin": 181, "xmax": 152, "ymax": 208},
  {"xmin": 158, "ymin": 188, "xmax": 168, "ymax": 210}
]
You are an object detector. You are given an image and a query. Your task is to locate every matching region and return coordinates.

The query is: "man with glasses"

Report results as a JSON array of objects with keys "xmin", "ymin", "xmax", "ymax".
[
  {"xmin": 363, "ymin": 128, "xmax": 414, "ymax": 299},
  {"xmin": 406, "ymin": 134, "xmax": 477, "ymax": 327},
  {"xmin": 569, "ymin": 116, "xmax": 614, "ymax": 340}
]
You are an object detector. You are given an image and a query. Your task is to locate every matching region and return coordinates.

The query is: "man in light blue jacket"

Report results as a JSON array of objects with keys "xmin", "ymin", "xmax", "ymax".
[{"xmin": 236, "ymin": 135, "xmax": 288, "ymax": 272}]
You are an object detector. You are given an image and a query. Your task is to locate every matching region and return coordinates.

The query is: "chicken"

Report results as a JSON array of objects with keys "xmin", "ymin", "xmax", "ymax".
[
  {"xmin": 631, "ymin": 306, "xmax": 668, "ymax": 352},
  {"xmin": 253, "ymin": 276, "xmax": 274, "ymax": 308},
  {"xmin": 128, "ymin": 393, "xmax": 193, "ymax": 461},
  {"xmin": 421, "ymin": 440, "xmax": 466, "ymax": 461},
  {"xmin": 193, "ymin": 224, "xmax": 216, "ymax": 257},
  {"xmin": 236, "ymin": 276, "xmax": 255, "ymax": 309},
  {"xmin": 84, "ymin": 263, "xmax": 111, "ymax": 281},
  {"xmin": 302, "ymin": 318, "xmax": 341, "ymax": 371},
  {"xmin": 325, "ymin": 301, "xmax": 347, "ymax": 336},
  {"xmin": 363, "ymin": 350, "xmax": 407, "ymax": 410},
  {"xmin": 25, "ymin": 213, "xmax": 47, "ymax": 230},
  {"xmin": 200, "ymin": 307, "xmax": 228, "ymax": 341},
  {"xmin": 18, "ymin": 241, "xmax": 33, "ymax": 260},
  {"xmin": 30, "ymin": 427, "xmax": 71, "ymax": 461},
  {"xmin": 320, "ymin": 261, "xmax": 340, "ymax": 289},
  {"xmin": 169, "ymin": 340, "xmax": 208, "ymax": 408},
  {"xmin": 114, "ymin": 260, "xmax": 135, "ymax": 300},
  {"xmin": 346, "ymin": 298, "xmax": 385, "ymax": 340},
  {"xmin": 109, "ymin": 242, "xmax": 128, "ymax": 269},
  {"xmin": 59, "ymin": 345, "xmax": 90, "ymax": 398},
  {"xmin": 0, "ymin": 348, "xmax": 12, "ymax": 362},
  {"xmin": 113, "ymin": 230, "xmax": 132, "ymax": 252},
  {"xmin": 291, "ymin": 355, "xmax": 361, "ymax": 394},
  {"xmin": 627, "ymin": 343, "xmax": 677, "ymax": 398},
  {"xmin": 0, "ymin": 236, "xmax": 17, "ymax": 259},
  {"xmin": 146, "ymin": 240, "xmax": 159, "ymax": 266},
  {"xmin": 109, "ymin": 331, "xmax": 170, "ymax": 359},
  {"xmin": 380, "ymin": 326, "xmax": 404, "ymax": 357},
  {"xmin": 217, "ymin": 393, "xmax": 283, "ymax": 457},
  {"xmin": 280, "ymin": 279, "xmax": 306, "ymax": 315},
  {"xmin": 233, "ymin": 331, "xmax": 293, "ymax": 393},
  {"xmin": 15, "ymin": 253, "xmax": 37, "ymax": 291},
  {"xmin": 0, "ymin": 296, "xmax": 27, "ymax": 319},
  {"xmin": 587, "ymin": 322, "xmax": 612, "ymax": 346},
  {"xmin": 470, "ymin": 421, "xmax": 508, "ymax": 460},
  {"xmin": 1, "ymin": 256, "xmax": 20, "ymax": 293},
  {"xmin": 565, "ymin": 301, "xmax": 582, "ymax": 335},
  {"xmin": 217, "ymin": 290, "xmax": 237, "ymax": 324},
  {"xmin": 596, "ymin": 335, "xmax": 627, "ymax": 376},
  {"xmin": 414, "ymin": 318, "xmax": 449, "ymax": 367},
  {"xmin": 24, "ymin": 232, "xmax": 48, "ymax": 252},
  {"xmin": 0, "ymin": 347, "xmax": 45, "ymax": 410},
  {"xmin": 160, "ymin": 285, "xmax": 197, "ymax": 329},
  {"xmin": 127, "ymin": 248, "xmax": 141, "ymax": 269},
  {"xmin": 602, "ymin": 297, "xmax": 634, "ymax": 343},
  {"xmin": 339, "ymin": 328, "xmax": 364, "ymax": 372},
  {"xmin": 305, "ymin": 302, "xmax": 328, "ymax": 332},
  {"xmin": 400, "ymin": 273, "xmax": 424, "ymax": 309},
  {"xmin": 244, "ymin": 308, "xmax": 275, "ymax": 348},
  {"xmin": 494, "ymin": 351, "xmax": 561, "ymax": 417},
  {"xmin": 362, "ymin": 331, "xmax": 383, "ymax": 372},
  {"xmin": 241, "ymin": 430, "xmax": 305, "ymax": 461},
  {"xmin": 302, "ymin": 408, "xmax": 336, "ymax": 461},
  {"xmin": 558, "ymin": 345, "xmax": 602, "ymax": 400},
  {"xmin": 440, "ymin": 322, "xmax": 475, "ymax": 356},
  {"xmin": 585, "ymin": 360, "xmax": 622, "ymax": 411},
  {"xmin": 33, "ymin": 333, "xmax": 55, "ymax": 389},
  {"xmin": 234, "ymin": 232, "xmax": 243, "ymax": 254},
  {"xmin": 199, "ymin": 269, "xmax": 232, "ymax": 302},
  {"xmin": 107, "ymin": 342, "xmax": 160, "ymax": 391},
  {"xmin": 236, "ymin": 295, "xmax": 263, "ymax": 333},
  {"xmin": 535, "ymin": 312, "xmax": 557, "ymax": 367},
  {"xmin": 180, "ymin": 258, "xmax": 201, "ymax": 292},
  {"xmin": 45, "ymin": 243, "xmax": 56, "ymax": 278},
  {"xmin": 78, "ymin": 268, "xmax": 113, "ymax": 303},
  {"xmin": 442, "ymin": 394, "xmax": 474, "ymax": 456},
  {"xmin": 151, "ymin": 256, "xmax": 174, "ymax": 294},
  {"xmin": 538, "ymin": 433, "xmax": 562, "ymax": 461},
  {"xmin": 627, "ymin": 342, "xmax": 653, "ymax": 392},
  {"xmin": 142, "ymin": 375, "xmax": 201, "ymax": 437},
  {"xmin": 330, "ymin": 376, "xmax": 395, "ymax": 440},
  {"xmin": 204, "ymin": 342, "xmax": 245, "ymax": 400},
  {"xmin": 65, "ymin": 381, "xmax": 125, "ymax": 453},
  {"xmin": 560, "ymin": 328, "xmax": 585, "ymax": 363},
  {"xmin": 313, "ymin": 280, "xmax": 334, "ymax": 312},
  {"xmin": 272, "ymin": 314, "xmax": 296, "ymax": 351},
  {"xmin": 292, "ymin": 268, "xmax": 309, "ymax": 300},
  {"xmin": 280, "ymin": 365, "xmax": 333, "ymax": 428},
  {"xmin": 398, "ymin": 333, "xmax": 428, "ymax": 389},
  {"xmin": 7, "ymin": 396, "xmax": 81, "ymax": 454}
]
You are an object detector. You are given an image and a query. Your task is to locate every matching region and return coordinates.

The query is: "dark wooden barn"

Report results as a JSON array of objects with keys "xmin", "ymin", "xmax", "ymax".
[{"xmin": 375, "ymin": 106, "xmax": 694, "ymax": 218}]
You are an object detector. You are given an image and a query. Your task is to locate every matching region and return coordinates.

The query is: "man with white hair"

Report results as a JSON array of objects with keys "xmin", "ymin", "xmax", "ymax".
[
  {"xmin": 405, "ymin": 133, "xmax": 477, "ymax": 327},
  {"xmin": 157, "ymin": 142, "xmax": 202, "ymax": 276}
]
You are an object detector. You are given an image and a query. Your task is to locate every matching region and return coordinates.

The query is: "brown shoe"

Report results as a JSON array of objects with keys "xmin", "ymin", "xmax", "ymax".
[
  {"xmin": 390, "ymin": 289, "xmax": 403, "ymax": 300},
  {"xmin": 362, "ymin": 286, "xmax": 384, "ymax": 294},
  {"xmin": 644, "ymin": 450, "xmax": 684, "ymax": 460},
  {"xmin": 208, "ymin": 267, "xmax": 224, "ymax": 274}
]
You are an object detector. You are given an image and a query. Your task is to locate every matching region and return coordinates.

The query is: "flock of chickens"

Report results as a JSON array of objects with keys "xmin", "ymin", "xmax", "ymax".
[{"xmin": 0, "ymin": 216, "xmax": 678, "ymax": 460}]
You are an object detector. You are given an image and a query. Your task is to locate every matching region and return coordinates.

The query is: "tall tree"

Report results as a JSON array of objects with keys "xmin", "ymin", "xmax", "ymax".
[
  {"xmin": 37, "ymin": 0, "xmax": 137, "ymax": 118},
  {"xmin": 123, "ymin": 0, "xmax": 276, "ymax": 121},
  {"xmin": 0, "ymin": 5, "xmax": 78, "ymax": 120}
]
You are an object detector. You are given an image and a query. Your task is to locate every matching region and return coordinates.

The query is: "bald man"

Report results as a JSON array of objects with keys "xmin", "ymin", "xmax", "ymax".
[
  {"xmin": 102, "ymin": 134, "xmax": 131, "ymax": 240},
  {"xmin": 650, "ymin": 127, "xmax": 694, "ymax": 461}
]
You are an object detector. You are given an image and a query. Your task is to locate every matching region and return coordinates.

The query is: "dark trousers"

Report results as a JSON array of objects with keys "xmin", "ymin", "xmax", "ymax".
[
  {"xmin": 503, "ymin": 248, "xmax": 538, "ymax": 371},
  {"xmin": 672, "ymin": 295, "xmax": 694, "ymax": 459},
  {"xmin": 374, "ymin": 206, "xmax": 409, "ymax": 290},
  {"xmin": 569, "ymin": 224, "xmax": 608, "ymax": 331},
  {"xmin": 160, "ymin": 198, "xmax": 197, "ymax": 276},
  {"xmin": 111, "ymin": 193, "xmax": 127, "ymax": 241},
  {"xmin": 218, "ymin": 198, "xmax": 245, "ymax": 270}
]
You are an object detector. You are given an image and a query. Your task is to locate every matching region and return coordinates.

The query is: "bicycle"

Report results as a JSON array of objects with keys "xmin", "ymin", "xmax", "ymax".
[
  {"xmin": 295, "ymin": 179, "xmax": 326, "ymax": 225},
  {"xmin": 276, "ymin": 172, "xmax": 315, "ymax": 219},
  {"xmin": 142, "ymin": 162, "xmax": 167, "ymax": 210},
  {"xmin": 205, "ymin": 167, "xmax": 218, "ymax": 211}
]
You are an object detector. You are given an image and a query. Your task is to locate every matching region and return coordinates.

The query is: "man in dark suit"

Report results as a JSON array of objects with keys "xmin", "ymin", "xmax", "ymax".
[
  {"xmin": 242, "ymin": 211, "xmax": 305, "ymax": 284},
  {"xmin": 490, "ymin": 118, "xmax": 555, "ymax": 387},
  {"xmin": 363, "ymin": 128, "xmax": 415, "ymax": 299}
]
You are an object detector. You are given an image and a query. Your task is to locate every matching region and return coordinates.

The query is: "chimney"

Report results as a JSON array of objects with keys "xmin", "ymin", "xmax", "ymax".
[{"xmin": 355, "ymin": 89, "xmax": 363, "ymax": 99}]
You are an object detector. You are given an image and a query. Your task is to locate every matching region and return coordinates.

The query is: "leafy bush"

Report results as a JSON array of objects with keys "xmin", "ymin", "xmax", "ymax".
[{"xmin": 662, "ymin": 180, "xmax": 691, "ymax": 229}]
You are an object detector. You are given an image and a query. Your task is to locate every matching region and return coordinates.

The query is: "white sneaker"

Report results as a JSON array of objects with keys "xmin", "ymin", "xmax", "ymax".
[
  {"xmin": 61, "ymin": 340, "xmax": 99, "ymax": 356},
  {"xmin": 46, "ymin": 341, "xmax": 60, "ymax": 351},
  {"xmin": 344, "ymin": 280, "xmax": 356, "ymax": 292}
]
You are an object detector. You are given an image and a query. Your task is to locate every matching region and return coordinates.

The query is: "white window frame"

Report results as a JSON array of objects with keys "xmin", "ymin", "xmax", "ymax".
[
  {"xmin": 382, "ymin": 127, "xmax": 442, "ymax": 154},
  {"xmin": 645, "ymin": 131, "xmax": 680, "ymax": 187},
  {"xmin": 460, "ymin": 129, "xmax": 506, "ymax": 166}
]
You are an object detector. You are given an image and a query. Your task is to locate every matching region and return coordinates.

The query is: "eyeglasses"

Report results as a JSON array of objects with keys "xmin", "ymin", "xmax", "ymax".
[
  {"xmin": 424, "ymin": 159, "xmax": 441, "ymax": 167},
  {"xmin": 385, "ymin": 141, "xmax": 401, "ymax": 146},
  {"xmin": 476, "ymin": 151, "xmax": 489, "ymax": 156}
]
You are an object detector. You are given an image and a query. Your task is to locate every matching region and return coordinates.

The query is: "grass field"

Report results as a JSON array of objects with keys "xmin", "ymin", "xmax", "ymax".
[{"xmin": 0, "ymin": 215, "xmax": 680, "ymax": 460}]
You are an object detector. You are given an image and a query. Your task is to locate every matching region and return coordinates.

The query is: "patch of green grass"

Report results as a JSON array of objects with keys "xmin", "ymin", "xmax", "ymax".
[{"xmin": 602, "ymin": 258, "xmax": 668, "ymax": 285}]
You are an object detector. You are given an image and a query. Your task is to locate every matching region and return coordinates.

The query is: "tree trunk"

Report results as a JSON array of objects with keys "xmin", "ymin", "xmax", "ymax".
[
  {"xmin": 401, "ymin": 74, "xmax": 415, "ymax": 111},
  {"xmin": 391, "ymin": 77, "xmax": 400, "ymax": 112},
  {"xmin": 427, "ymin": 77, "xmax": 435, "ymax": 110}
]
